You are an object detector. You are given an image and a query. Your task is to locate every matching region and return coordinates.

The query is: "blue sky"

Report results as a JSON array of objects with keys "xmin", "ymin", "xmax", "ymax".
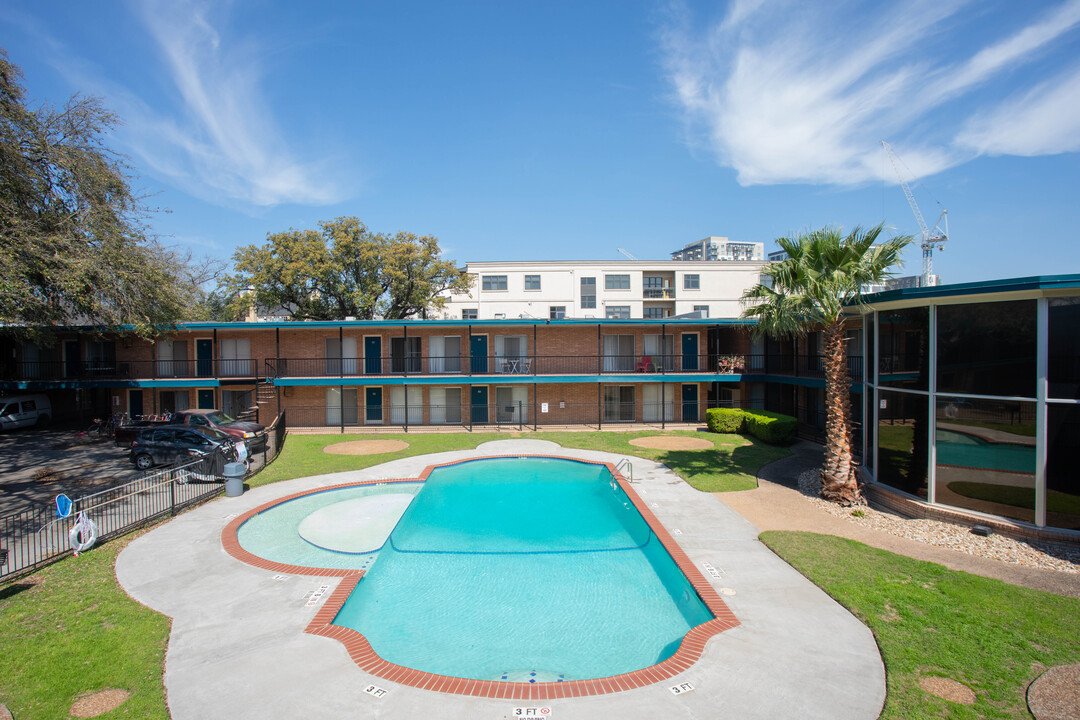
[{"xmin": 4, "ymin": 0, "xmax": 1080, "ymax": 284}]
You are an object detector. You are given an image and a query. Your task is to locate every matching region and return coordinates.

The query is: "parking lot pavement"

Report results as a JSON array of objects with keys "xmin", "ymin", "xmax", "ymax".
[{"xmin": 0, "ymin": 429, "xmax": 139, "ymax": 515}]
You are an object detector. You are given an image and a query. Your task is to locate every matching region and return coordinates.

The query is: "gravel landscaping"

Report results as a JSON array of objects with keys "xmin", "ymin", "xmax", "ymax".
[{"xmin": 797, "ymin": 469, "xmax": 1080, "ymax": 574}]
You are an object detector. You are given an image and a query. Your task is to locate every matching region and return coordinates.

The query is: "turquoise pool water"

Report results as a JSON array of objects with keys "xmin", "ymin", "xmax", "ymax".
[
  {"xmin": 333, "ymin": 457, "xmax": 713, "ymax": 682},
  {"xmin": 936, "ymin": 429, "xmax": 1035, "ymax": 473},
  {"xmin": 236, "ymin": 482, "xmax": 423, "ymax": 571}
]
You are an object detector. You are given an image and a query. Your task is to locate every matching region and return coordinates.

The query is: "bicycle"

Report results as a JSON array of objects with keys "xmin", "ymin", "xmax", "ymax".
[{"xmin": 85, "ymin": 413, "xmax": 125, "ymax": 440}]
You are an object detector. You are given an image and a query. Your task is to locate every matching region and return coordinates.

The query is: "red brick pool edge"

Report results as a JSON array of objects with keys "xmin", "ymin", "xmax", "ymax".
[{"xmin": 220, "ymin": 455, "xmax": 740, "ymax": 699}]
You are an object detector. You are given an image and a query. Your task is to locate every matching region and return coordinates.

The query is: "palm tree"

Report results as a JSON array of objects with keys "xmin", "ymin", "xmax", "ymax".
[{"xmin": 741, "ymin": 224, "xmax": 912, "ymax": 505}]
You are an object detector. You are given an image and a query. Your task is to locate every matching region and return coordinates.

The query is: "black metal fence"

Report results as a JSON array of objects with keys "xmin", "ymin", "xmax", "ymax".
[{"xmin": 0, "ymin": 411, "xmax": 288, "ymax": 582}]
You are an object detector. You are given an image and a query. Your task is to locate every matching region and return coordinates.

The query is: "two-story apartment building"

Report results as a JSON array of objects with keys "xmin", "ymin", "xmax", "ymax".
[{"xmin": 438, "ymin": 260, "xmax": 766, "ymax": 321}]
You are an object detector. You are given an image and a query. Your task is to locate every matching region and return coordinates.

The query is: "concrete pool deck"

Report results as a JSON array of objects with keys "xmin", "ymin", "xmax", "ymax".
[{"xmin": 116, "ymin": 439, "xmax": 885, "ymax": 720}]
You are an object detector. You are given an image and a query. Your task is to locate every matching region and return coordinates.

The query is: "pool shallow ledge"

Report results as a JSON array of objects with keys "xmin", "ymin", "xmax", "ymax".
[{"xmin": 221, "ymin": 454, "xmax": 740, "ymax": 699}]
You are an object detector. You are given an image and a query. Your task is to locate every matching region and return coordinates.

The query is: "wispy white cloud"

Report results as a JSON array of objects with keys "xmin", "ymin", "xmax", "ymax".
[
  {"xmin": 661, "ymin": 0, "xmax": 1080, "ymax": 185},
  {"xmin": 43, "ymin": 0, "xmax": 347, "ymax": 208}
]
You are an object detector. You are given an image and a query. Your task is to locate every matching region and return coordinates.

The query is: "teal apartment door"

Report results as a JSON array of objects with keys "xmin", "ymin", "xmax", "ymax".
[
  {"xmin": 128, "ymin": 390, "xmax": 143, "ymax": 418},
  {"xmin": 364, "ymin": 337, "xmax": 382, "ymax": 375},
  {"xmin": 365, "ymin": 387, "xmax": 383, "ymax": 424},
  {"xmin": 470, "ymin": 386, "xmax": 488, "ymax": 423},
  {"xmin": 681, "ymin": 384, "xmax": 699, "ymax": 423},
  {"xmin": 196, "ymin": 339, "xmax": 213, "ymax": 377},
  {"xmin": 681, "ymin": 334, "xmax": 699, "ymax": 371},
  {"xmin": 470, "ymin": 335, "xmax": 488, "ymax": 373},
  {"xmin": 197, "ymin": 389, "xmax": 215, "ymax": 409}
]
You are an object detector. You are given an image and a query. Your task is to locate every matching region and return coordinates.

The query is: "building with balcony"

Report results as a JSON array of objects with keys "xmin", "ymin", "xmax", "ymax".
[
  {"xmin": 672, "ymin": 237, "xmax": 764, "ymax": 262},
  {"xmin": 3, "ymin": 273, "xmax": 1076, "ymax": 538},
  {"xmin": 438, "ymin": 260, "xmax": 766, "ymax": 321}
]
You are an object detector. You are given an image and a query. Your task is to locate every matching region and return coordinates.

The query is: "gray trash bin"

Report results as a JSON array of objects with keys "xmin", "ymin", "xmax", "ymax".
[{"xmin": 223, "ymin": 462, "xmax": 246, "ymax": 497}]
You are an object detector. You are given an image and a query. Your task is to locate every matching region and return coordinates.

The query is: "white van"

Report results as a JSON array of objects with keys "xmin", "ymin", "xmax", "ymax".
[{"xmin": 0, "ymin": 394, "xmax": 52, "ymax": 430}]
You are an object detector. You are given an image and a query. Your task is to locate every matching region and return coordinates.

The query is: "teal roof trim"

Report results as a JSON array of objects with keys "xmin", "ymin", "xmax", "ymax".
[{"xmin": 861, "ymin": 274, "xmax": 1080, "ymax": 305}]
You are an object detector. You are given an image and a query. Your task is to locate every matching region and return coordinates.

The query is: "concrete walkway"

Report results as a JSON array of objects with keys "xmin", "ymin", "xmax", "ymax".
[
  {"xmin": 722, "ymin": 442, "xmax": 1080, "ymax": 600},
  {"xmin": 116, "ymin": 439, "xmax": 885, "ymax": 720}
]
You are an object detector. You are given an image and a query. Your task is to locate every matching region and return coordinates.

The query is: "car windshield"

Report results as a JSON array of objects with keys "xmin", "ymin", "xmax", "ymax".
[
  {"xmin": 0, "ymin": 404, "xmax": 13, "ymax": 415},
  {"xmin": 194, "ymin": 427, "xmax": 230, "ymax": 441},
  {"xmin": 206, "ymin": 412, "xmax": 235, "ymax": 424}
]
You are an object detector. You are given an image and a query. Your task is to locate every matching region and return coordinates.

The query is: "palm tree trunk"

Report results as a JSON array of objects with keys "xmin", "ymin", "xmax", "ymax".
[{"xmin": 820, "ymin": 320, "xmax": 862, "ymax": 505}]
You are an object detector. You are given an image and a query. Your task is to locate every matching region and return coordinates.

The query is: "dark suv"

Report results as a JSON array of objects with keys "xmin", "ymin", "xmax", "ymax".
[{"xmin": 129, "ymin": 426, "xmax": 239, "ymax": 474}]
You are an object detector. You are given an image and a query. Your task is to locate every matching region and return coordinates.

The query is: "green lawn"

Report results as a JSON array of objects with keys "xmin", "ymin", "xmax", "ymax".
[
  {"xmin": 761, "ymin": 531, "xmax": 1080, "ymax": 720},
  {"xmin": 254, "ymin": 429, "xmax": 790, "ymax": 493},
  {"xmin": 0, "ymin": 532, "xmax": 171, "ymax": 719}
]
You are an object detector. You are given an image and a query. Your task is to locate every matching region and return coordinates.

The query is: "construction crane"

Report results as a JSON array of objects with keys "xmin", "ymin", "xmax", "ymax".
[
  {"xmin": 616, "ymin": 248, "xmax": 638, "ymax": 260},
  {"xmin": 881, "ymin": 140, "xmax": 949, "ymax": 287}
]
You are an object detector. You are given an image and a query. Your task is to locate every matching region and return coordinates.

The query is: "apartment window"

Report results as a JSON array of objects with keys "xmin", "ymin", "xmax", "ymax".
[
  {"xmin": 694, "ymin": 305, "xmax": 709, "ymax": 318},
  {"xmin": 550, "ymin": 306, "xmax": 566, "ymax": 319},
  {"xmin": 482, "ymin": 275, "xmax": 508, "ymax": 291},
  {"xmin": 524, "ymin": 275, "xmax": 541, "ymax": 290},
  {"xmin": 581, "ymin": 277, "xmax": 596, "ymax": 309},
  {"xmin": 643, "ymin": 277, "xmax": 663, "ymax": 290},
  {"xmin": 643, "ymin": 307, "xmax": 666, "ymax": 319},
  {"xmin": 605, "ymin": 274, "xmax": 630, "ymax": 290},
  {"xmin": 461, "ymin": 309, "xmax": 478, "ymax": 320},
  {"xmin": 684, "ymin": 274, "xmax": 700, "ymax": 289},
  {"xmin": 606, "ymin": 306, "xmax": 631, "ymax": 319}
]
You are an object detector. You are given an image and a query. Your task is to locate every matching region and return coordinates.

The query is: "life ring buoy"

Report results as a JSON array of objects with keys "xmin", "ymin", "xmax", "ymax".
[{"xmin": 69, "ymin": 514, "xmax": 98, "ymax": 553}]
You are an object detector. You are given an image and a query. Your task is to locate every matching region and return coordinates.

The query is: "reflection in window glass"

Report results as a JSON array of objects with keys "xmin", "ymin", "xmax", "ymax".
[
  {"xmin": 866, "ymin": 311, "xmax": 875, "ymax": 384},
  {"xmin": 864, "ymin": 391, "xmax": 874, "ymax": 471},
  {"xmin": 935, "ymin": 397, "xmax": 1035, "ymax": 524},
  {"xmin": 1046, "ymin": 404, "xmax": 1080, "ymax": 530},
  {"xmin": 1049, "ymin": 297, "xmax": 1080, "ymax": 399},
  {"xmin": 877, "ymin": 390, "xmax": 928, "ymax": 498},
  {"xmin": 877, "ymin": 307, "xmax": 928, "ymax": 390},
  {"xmin": 937, "ymin": 300, "xmax": 1036, "ymax": 398}
]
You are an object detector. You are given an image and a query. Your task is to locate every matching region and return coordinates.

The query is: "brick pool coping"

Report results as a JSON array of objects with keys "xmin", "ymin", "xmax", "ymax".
[{"xmin": 221, "ymin": 454, "xmax": 740, "ymax": 699}]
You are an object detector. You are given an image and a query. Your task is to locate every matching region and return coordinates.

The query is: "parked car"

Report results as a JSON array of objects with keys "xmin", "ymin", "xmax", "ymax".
[
  {"xmin": 0, "ymin": 394, "xmax": 51, "ymax": 430},
  {"xmin": 129, "ymin": 425, "xmax": 241, "ymax": 474},
  {"xmin": 115, "ymin": 408, "xmax": 265, "ymax": 449}
]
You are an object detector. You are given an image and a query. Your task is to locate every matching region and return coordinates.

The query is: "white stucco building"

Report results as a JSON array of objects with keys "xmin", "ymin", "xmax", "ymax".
[
  {"xmin": 672, "ymin": 237, "xmax": 765, "ymax": 262},
  {"xmin": 438, "ymin": 260, "xmax": 767, "ymax": 320}
]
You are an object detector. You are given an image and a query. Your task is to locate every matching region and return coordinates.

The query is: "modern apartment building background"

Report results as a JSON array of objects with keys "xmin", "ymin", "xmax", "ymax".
[
  {"xmin": 439, "ymin": 260, "xmax": 766, "ymax": 321},
  {"xmin": 671, "ymin": 237, "xmax": 765, "ymax": 262}
]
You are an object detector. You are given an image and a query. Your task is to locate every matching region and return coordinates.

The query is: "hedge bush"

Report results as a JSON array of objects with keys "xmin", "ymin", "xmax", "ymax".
[
  {"xmin": 705, "ymin": 407, "xmax": 746, "ymax": 433},
  {"xmin": 705, "ymin": 408, "xmax": 797, "ymax": 445}
]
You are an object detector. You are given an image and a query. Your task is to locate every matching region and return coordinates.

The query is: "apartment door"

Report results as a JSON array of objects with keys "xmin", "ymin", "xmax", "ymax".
[
  {"xmin": 470, "ymin": 386, "xmax": 488, "ymax": 423},
  {"xmin": 64, "ymin": 340, "xmax": 80, "ymax": 378},
  {"xmin": 681, "ymin": 384, "xmax": 699, "ymax": 422},
  {"xmin": 365, "ymin": 387, "xmax": 383, "ymax": 424},
  {"xmin": 196, "ymin": 339, "xmax": 213, "ymax": 377},
  {"xmin": 682, "ymin": 334, "xmax": 699, "ymax": 371},
  {"xmin": 128, "ymin": 390, "xmax": 143, "ymax": 418},
  {"xmin": 364, "ymin": 337, "xmax": 382, "ymax": 375},
  {"xmin": 197, "ymin": 389, "xmax": 215, "ymax": 409},
  {"xmin": 470, "ymin": 335, "xmax": 488, "ymax": 373}
]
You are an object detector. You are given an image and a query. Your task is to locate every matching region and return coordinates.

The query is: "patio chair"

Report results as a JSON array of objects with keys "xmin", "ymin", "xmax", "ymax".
[{"xmin": 635, "ymin": 355, "xmax": 652, "ymax": 373}]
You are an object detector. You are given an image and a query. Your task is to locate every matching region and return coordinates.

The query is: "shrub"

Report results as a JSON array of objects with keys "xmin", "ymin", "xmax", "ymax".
[
  {"xmin": 706, "ymin": 408, "xmax": 746, "ymax": 434},
  {"xmin": 742, "ymin": 409, "xmax": 797, "ymax": 445}
]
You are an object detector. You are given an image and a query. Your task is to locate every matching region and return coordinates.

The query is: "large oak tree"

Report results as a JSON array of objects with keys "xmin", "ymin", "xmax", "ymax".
[
  {"xmin": 0, "ymin": 51, "xmax": 204, "ymax": 341},
  {"xmin": 221, "ymin": 216, "xmax": 469, "ymax": 320}
]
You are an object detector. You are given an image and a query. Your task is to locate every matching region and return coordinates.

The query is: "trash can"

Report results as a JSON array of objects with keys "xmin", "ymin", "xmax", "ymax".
[{"xmin": 223, "ymin": 462, "xmax": 246, "ymax": 497}]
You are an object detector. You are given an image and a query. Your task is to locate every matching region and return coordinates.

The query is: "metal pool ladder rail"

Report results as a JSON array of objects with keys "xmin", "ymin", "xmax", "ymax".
[{"xmin": 614, "ymin": 458, "xmax": 633, "ymax": 482}]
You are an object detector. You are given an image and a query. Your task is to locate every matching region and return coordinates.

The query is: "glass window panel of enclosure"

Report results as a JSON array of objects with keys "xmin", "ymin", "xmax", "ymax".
[
  {"xmin": 865, "ymin": 311, "xmax": 875, "ymax": 384},
  {"xmin": 935, "ymin": 397, "xmax": 1035, "ymax": 524},
  {"xmin": 876, "ymin": 390, "xmax": 929, "ymax": 498},
  {"xmin": 864, "ymin": 391, "xmax": 875, "ymax": 470},
  {"xmin": 1046, "ymin": 403, "xmax": 1080, "ymax": 530},
  {"xmin": 1048, "ymin": 297, "xmax": 1080, "ymax": 399},
  {"xmin": 877, "ymin": 307, "xmax": 928, "ymax": 390},
  {"xmin": 937, "ymin": 300, "xmax": 1036, "ymax": 398}
]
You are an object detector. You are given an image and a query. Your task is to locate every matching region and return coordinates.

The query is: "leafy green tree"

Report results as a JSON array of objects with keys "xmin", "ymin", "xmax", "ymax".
[
  {"xmin": 221, "ymin": 216, "xmax": 469, "ymax": 320},
  {"xmin": 0, "ymin": 50, "xmax": 203, "ymax": 340},
  {"xmin": 741, "ymin": 224, "xmax": 912, "ymax": 505}
]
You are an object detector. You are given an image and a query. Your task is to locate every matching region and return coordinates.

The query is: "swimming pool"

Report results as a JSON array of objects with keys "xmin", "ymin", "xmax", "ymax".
[
  {"xmin": 225, "ymin": 455, "xmax": 738, "ymax": 697},
  {"xmin": 936, "ymin": 429, "xmax": 1035, "ymax": 473}
]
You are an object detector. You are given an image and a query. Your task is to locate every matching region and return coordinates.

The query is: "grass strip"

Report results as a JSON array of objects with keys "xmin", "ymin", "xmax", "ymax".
[
  {"xmin": 251, "ymin": 429, "xmax": 789, "ymax": 493},
  {"xmin": 760, "ymin": 530, "xmax": 1080, "ymax": 720},
  {"xmin": 0, "ymin": 532, "xmax": 170, "ymax": 719}
]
